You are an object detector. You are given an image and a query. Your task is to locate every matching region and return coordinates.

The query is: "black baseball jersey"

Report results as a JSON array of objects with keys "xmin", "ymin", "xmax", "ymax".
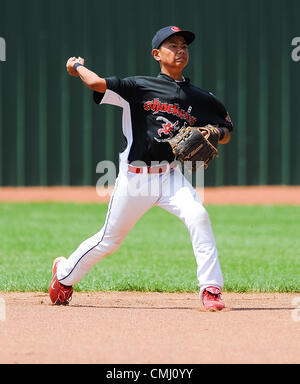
[{"xmin": 93, "ymin": 72, "xmax": 233, "ymax": 165}]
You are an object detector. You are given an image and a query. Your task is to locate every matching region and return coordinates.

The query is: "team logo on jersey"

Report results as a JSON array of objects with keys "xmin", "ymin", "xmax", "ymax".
[
  {"xmin": 143, "ymin": 98, "xmax": 197, "ymax": 126},
  {"xmin": 156, "ymin": 116, "xmax": 179, "ymax": 137}
]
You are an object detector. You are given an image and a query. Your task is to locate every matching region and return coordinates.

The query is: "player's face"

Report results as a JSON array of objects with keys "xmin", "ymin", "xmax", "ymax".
[{"xmin": 153, "ymin": 35, "xmax": 189, "ymax": 71}]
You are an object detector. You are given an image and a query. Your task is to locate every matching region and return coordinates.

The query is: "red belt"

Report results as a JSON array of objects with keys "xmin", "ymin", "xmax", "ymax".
[{"xmin": 128, "ymin": 163, "xmax": 176, "ymax": 174}]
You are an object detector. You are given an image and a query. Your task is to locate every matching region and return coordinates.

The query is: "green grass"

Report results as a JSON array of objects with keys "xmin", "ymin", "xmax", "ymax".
[{"xmin": 0, "ymin": 203, "xmax": 299, "ymax": 293}]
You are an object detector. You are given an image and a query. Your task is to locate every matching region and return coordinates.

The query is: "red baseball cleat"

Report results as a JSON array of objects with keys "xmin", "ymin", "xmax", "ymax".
[
  {"xmin": 49, "ymin": 257, "xmax": 73, "ymax": 305},
  {"xmin": 202, "ymin": 286, "xmax": 225, "ymax": 311}
]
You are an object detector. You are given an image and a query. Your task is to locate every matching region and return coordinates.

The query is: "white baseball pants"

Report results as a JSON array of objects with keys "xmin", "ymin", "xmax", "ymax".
[{"xmin": 57, "ymin": 163, "xmax": 224, "ymax": 297}]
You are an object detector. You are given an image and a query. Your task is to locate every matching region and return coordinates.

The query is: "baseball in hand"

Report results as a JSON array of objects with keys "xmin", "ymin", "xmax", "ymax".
[
  {"xmin": 75, "ymin": 57, "xmax": 85, "ymax": 65},
  {"xmin": 66, "ymin": 56, "xmax": 85, "ymax": 77}
]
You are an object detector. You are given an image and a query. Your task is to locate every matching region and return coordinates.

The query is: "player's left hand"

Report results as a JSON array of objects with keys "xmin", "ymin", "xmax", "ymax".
[{"xmin": 168, "ymin": 124, "xmax": 219, "ymax": 172}]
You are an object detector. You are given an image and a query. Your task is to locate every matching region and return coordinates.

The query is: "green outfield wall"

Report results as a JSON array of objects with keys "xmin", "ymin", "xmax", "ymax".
[{"xmin": 0, "ymin": 0, "xmax": 299, "ymax": 186}]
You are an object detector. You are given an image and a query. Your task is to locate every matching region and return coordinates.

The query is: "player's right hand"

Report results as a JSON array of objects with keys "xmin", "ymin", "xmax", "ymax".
[{"xmin": 66, "ymin": 57, "xmax": 84, "ymax": 77}]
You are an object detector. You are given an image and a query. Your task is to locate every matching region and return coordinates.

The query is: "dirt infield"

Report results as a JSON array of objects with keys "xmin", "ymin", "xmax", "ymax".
[
  {"xmin": 0, "ymin": 292, "xmax": 299, "ymax": 364},
  {"xmin": 0, "ymin": 185, "xmax": 299, "ymax": 204}
]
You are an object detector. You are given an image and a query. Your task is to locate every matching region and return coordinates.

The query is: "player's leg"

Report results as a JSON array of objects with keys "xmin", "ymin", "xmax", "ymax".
[
  {"xmin": 156, "ymin": 168, "xmax": 224, "ymax": 305},
  {"xmin": 55, "ymin": 170, "xmax": 158, "ymax": 287}
]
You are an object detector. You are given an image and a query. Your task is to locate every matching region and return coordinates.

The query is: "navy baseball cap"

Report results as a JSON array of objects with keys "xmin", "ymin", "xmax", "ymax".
[{"xmin": 152, "ymin": 26, "xmax": 195, "ymax": 50}]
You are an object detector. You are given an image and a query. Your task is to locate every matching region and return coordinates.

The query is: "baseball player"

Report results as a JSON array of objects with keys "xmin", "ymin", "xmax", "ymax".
[{"xmin": 49, "ymin": 26, "xmax": 233, "ymax": 311}]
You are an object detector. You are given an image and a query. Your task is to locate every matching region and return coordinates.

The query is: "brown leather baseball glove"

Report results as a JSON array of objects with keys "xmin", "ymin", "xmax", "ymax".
[{"xmin": 168, "ymin": 124, "xmax": 220, "ymax": 172}]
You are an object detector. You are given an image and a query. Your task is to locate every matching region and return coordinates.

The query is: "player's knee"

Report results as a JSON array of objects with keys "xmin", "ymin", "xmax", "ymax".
[
  {"xmin": 106, "ymin": 234, "xmax": 126, "ymax": 254},
  {"xmin": 185, "ymin": 204, "xmax": 209, "ymax": 227},
  {"xmin": 95, "ymin": 225, "xmax": 128, "ymax": 255},
  {"xmin": 109, "ymin": 239, "xmax": 122, "ymax": 253}
]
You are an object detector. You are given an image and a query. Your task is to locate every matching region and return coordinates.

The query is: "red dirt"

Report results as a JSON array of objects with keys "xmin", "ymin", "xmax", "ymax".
[
  {"xmin": 0, "ymin": 185, "xmax": 299, "ymax": 204},
  {"xmin": 0, "ymin": 292, "xmax": 299, "ymax": 364}
]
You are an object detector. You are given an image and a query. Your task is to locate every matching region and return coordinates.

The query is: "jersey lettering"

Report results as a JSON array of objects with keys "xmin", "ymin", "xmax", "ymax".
[{"xmin": 143, "ymin": 98, "xmax": 197, "ymax": 126}]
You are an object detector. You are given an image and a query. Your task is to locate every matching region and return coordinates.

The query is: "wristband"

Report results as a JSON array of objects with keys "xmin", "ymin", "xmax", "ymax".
[
  {"xmin": 218, "ymin": 127, "xmax": 225, "ymax": 141},
  {"xmin": 74, "ymin": 62, "xmax": 84, "ymax": 72}
]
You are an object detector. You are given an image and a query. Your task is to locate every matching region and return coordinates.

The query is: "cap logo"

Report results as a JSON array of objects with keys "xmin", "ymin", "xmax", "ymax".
[{"xmin": 171, "ymin": 26, "xmax": 181, "ymax": 32}]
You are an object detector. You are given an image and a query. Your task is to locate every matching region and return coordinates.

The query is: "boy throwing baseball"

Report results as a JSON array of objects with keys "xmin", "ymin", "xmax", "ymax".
[{"xmin": 49, "ymin": 26, "xmax": 233, "ymax": 311}]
